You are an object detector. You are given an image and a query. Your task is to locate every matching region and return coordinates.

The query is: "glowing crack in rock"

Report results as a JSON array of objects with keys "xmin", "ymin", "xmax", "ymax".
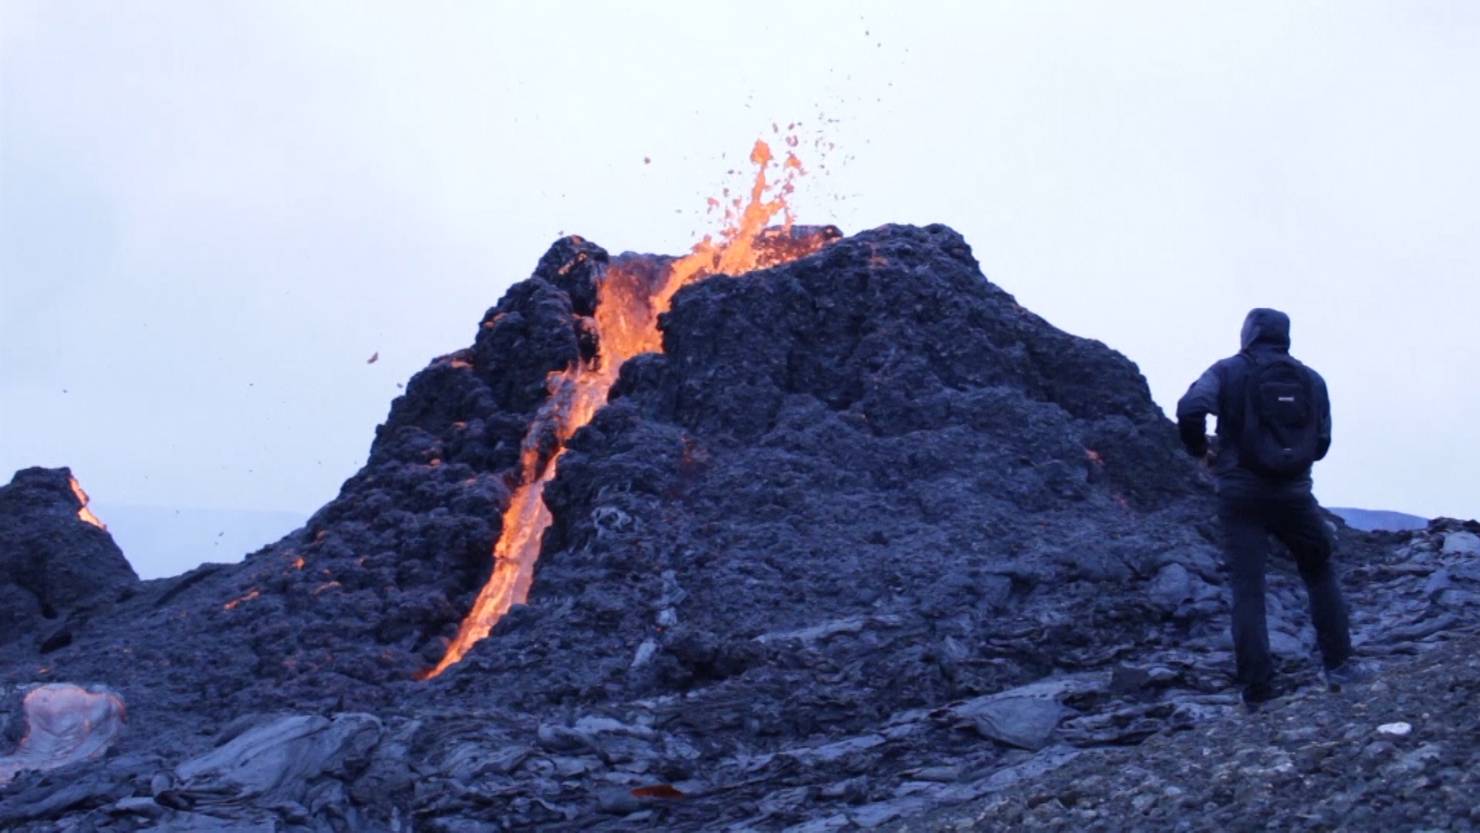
[
  {"xmin": 67, "ymin": 476, "xmax": 106, "ymax": 530},
  {"xmin": 0, "ymin": 684, "xmax": 127, "ymax": 785},
  {"xmin": 421, "ymin": 139, "xmax": 835, "ymax": 679}
]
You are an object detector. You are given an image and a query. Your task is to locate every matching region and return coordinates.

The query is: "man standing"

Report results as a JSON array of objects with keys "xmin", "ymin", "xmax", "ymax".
[{"xmin": 1177, "ymin": 308, "xmax": 1367, "ymax": 707}]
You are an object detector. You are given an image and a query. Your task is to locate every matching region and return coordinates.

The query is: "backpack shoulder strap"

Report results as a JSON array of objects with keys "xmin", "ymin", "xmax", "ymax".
[{"xmin": 1220, "ymin": 352, "xmax": 1256, "ymax": 433}]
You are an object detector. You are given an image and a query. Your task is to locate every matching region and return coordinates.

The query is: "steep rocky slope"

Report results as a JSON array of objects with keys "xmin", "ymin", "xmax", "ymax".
[{"xmin": 1, "ymin": 225, "xmax": 1475, "ymax": 831}]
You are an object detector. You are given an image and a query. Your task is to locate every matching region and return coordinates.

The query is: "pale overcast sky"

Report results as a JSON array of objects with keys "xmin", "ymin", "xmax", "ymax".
[{"xmin": 3, "ymin": 1, "xmax": 1476, "ymax": 576}]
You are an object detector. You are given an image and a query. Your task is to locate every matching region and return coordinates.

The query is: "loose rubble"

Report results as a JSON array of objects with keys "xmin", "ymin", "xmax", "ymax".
[{"xmin": 901, "ymin": 576, "xmax": 1480, "ymax": 832}]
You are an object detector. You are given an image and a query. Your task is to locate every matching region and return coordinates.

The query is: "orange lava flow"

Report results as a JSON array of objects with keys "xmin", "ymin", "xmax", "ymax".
[
  {"xmin": 223, "ymin": 588, "xmax": 261, "ymax": 610},
  {"xmin": 67, "ymin": 476, "xmax": 106, "ymax": 530},
  {"xmin": 420, "ymin": 139, "xmax": 833, "ymax": 679}
]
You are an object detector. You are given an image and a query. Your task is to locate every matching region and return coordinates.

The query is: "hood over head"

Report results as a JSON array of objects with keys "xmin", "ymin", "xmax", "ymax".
[{"xmin": 1240, "ymin": 308, "xmax": 1291, "ymax": 352}]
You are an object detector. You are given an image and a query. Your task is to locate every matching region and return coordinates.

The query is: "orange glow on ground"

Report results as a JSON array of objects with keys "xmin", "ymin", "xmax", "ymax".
[
  {"xmin": 223, "ymin": 589, "xmax": 261, "ymax": 610},
  {"xmin": 420, "ymin": 138, "xmax": 834, "ymax": 679}
]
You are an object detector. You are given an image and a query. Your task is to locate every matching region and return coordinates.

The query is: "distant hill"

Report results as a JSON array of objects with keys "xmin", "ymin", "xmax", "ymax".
[
  {"xmin": 87, "ymin": 502, "xmax": 307, "ymax": 579},
  {"xmin": 1329, "ymin": 506, "xmax": 1429, "ymax": 532}
]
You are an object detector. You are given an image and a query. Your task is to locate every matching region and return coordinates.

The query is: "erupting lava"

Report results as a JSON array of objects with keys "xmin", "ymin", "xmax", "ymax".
[
  {"xmin": 67, "ymin": 476, "xmax": 106, "ymax": 530},
  {"xmin": 420, "ymin": 139, "xmax": 835, "ymax": 679}
]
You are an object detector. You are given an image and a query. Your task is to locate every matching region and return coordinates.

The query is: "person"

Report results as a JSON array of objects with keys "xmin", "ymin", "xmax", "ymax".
[{"xmin": 1176, "ymin": 308, "xmax": 1369, "ymax": 707}]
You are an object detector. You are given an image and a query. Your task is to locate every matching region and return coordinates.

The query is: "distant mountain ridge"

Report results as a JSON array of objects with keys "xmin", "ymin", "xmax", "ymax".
[{"xmin": 1329, "ymin": 506, "xmax": 1429, "ymax": 532}]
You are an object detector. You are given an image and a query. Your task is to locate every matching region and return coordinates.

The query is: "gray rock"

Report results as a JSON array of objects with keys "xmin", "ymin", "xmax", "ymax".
[
  {"xmin": 850, "ymin": 800, "xmax": 908, "ymax": 828},
  {"xmin": 571, "ymin": 715, "xmax": 656, "ymax": 739},
  {"xmin": 173, "ymin": 713, "xmax": 382, "ymax": 806},
  {"xmin": 596, "ymin": 786, "xmax": 641, "ymax": 815},
  {"xmin": 107, "ymin": 796, "xmax": 165, "ymax": 817},
  {"xmin": 435, "ymin": 738, "xmax": 511, "ymax": 780},
  {"xmin": 630, "ymin": 639, "xmax": 658, "ymax": 668},
  {"xmin": 537, "ymin": 723, "xmax": 596, "ymax": 753},
  {"xmin": 1148, "ymin": 564, "xmax": 1192, "ymax": 612},
  {"xmin": 954, "ymin": 694, "xmax": 1070, "ymax": 751},
  {"xmin": 422, "ymin": 817, "xmax": 490, "ymax": 833},
  {"xmin": 781, "ymin": 733, "xmax": 888, "ymax": 765},
  {"xmin": 143, "ymin": 813, "xmax": 278, "ymax": 832},
  {"xmin": 754, "ymin": 614, "xmax": 903, "ymax": 645},
  {"xmin": 901, "ymin": 765, "xmax": 962, "ymax": 782},
  {"xmin": 1423, "ymin": 569, "xmax": 1453, "ymax": 600},
  {"xmin": 1442, "ymin": 531, "xmax": 1480, "ymax": 556},
  {"xmin": 0, "ymin": 776, "xmax": 133, "ymax": 826},
  {"xmin": 1438, "ymin": 589, "xmax": 1480, "ymax": 608},
  {"xmin": 1110, "ymin": 665, "xmax": 1153, "ymax": 694},
  {"xmin": 1376, "ymin": 721, "xmax": 1412, "ymax": 737},
  {"xmin": 1269, "ymin": 629, "xmax": 1305, "ymax": 658}
]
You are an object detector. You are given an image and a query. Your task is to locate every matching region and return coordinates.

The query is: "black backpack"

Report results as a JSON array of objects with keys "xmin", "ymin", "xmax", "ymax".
[{"xmin": 1236, "ymin": 354, "xmax": 1321, "ymax": 478}]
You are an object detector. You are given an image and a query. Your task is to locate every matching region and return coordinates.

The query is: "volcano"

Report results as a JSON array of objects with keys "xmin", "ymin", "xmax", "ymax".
[{"xmin": 3, "ymin": 161, "xmax": 1478, "ymax": 830}]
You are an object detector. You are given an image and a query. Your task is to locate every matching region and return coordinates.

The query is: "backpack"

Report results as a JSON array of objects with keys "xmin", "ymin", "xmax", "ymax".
[{"xmin": 1237, "ymin": 354, "xmax": 1321, "ymax": 478}]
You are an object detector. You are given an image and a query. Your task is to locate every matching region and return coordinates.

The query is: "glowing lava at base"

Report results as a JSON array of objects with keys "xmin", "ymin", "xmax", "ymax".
[
  {"xmin": 420, "ymin": 140, "xmax": 835, "ymax": 679},
  {"xmin": 67, "ymin": 476, "xmax": 106, "ymax": 531},
  {"xmin": 0, "ymin": 684, "xmax": 127, "ymax": 786}
]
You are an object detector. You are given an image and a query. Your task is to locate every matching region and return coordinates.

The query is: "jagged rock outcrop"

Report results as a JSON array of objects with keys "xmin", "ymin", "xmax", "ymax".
[
  {"xmin": 0, "ymin": 468, "xmax": 137, "ymax": 652},
  {"xmin": 438, "ymin": 224, "xmax": 1214, "ymax": 717},
  {"xmin": 0, "ymin": 237, "xmax": 615, "ymax": 710}
]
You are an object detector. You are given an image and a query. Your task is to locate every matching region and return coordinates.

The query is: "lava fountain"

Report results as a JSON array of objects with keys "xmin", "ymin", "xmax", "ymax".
[{"xmin": 420, "ymin": 140, "xmax": 836, "ymax": 679}]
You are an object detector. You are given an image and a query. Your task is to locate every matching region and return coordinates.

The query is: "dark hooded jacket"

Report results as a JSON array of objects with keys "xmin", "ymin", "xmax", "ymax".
[{"xmin": 1175, "ymin": 308, "xmax": 1332, "ymax": 498}]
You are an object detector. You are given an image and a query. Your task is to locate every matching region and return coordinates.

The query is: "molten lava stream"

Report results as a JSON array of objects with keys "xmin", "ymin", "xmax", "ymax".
[
  {"xmin": 68, "ymin": 476, "xmax": 106, "ymax": 530},
  {"xmin": 421, "ymin": 139, "xmax": 830, "ymax": 679}
]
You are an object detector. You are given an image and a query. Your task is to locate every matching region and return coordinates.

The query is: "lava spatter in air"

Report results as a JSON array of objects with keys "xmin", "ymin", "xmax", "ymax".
[{"xmin": 420, "ymin": 139, "xmax": 836, "ymax": 679}]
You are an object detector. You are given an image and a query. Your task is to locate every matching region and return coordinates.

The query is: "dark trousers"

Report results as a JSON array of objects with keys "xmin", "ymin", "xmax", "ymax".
[{"xmin": 1219, "ymin": 494, "xmax": 1352, "ymax": 688}]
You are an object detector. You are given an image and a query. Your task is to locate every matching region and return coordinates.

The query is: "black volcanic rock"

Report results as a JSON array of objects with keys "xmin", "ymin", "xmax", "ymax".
[
  {"xmin": 5, "ymin": 225, "xmax": 1476, "ymax": 831},
  {"xmin": 0, "ymin": 235, "xmax": 625, "ymax": 726},
  {"xmin": 0, "ymin": 468, "xmax": 136, "ymax": 650},
  {"xmin": 441, "ymin": 224, "xmax": 1214, "ymax": 718}
]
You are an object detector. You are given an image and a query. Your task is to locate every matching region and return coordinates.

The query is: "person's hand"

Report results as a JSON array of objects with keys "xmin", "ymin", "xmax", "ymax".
[{"xmin": 1201, "ymin": 436, "xmax": 1218, "ymax": 468}]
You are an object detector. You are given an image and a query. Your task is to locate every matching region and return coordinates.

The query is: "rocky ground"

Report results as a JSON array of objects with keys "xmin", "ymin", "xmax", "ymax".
[
  {"xmin": 1, "ymin": 224, "xmax": 1476, "ymax": 831},
  {"xmin": 905, "ymin": 528, "xmax": 1480, "ymax": 832},
  {"xmin": 918, "ymin": 631, "xmax": 1480, "ymax": 832}
]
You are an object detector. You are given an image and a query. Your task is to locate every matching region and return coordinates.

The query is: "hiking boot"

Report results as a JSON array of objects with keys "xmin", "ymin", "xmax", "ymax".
[
  {"xmin": 1241, "ymin": 680, "xmax": 1282, "ymax": 711},
  {"xmin": 1324, "ymin": 660, "xmax": 1376, "ymax": 692}
]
